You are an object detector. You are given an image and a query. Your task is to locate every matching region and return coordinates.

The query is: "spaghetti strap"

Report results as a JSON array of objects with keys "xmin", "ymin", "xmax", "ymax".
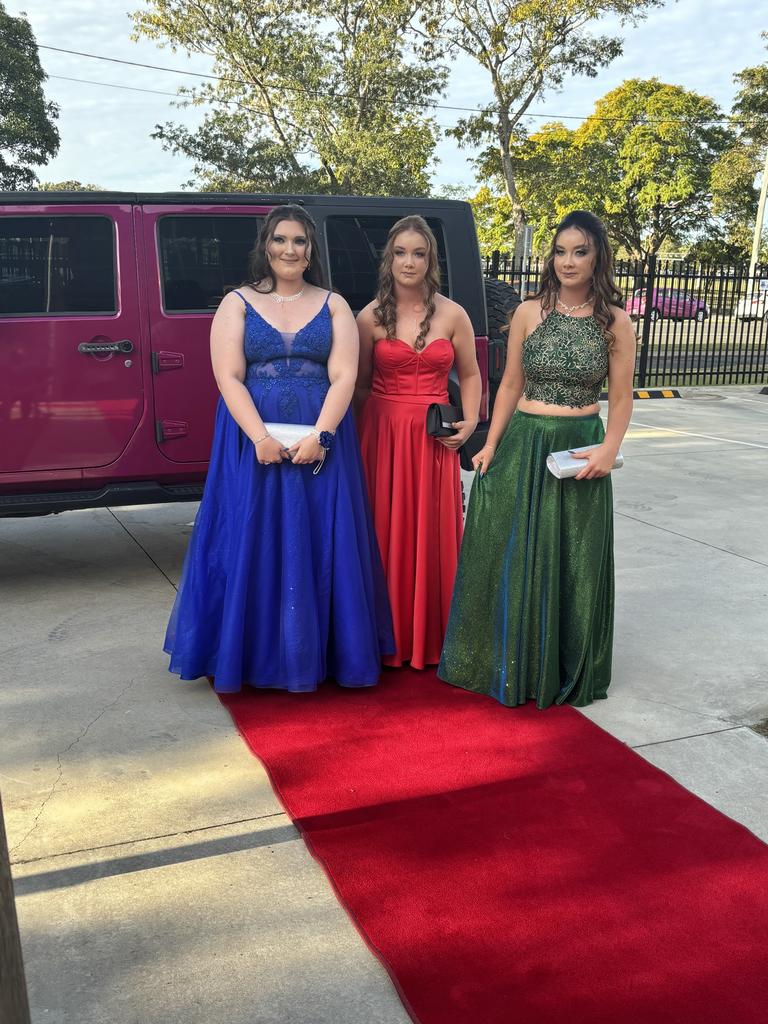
[{"xmin": 232, "ymin": 289, "xmax": 248, "ymax": 306}]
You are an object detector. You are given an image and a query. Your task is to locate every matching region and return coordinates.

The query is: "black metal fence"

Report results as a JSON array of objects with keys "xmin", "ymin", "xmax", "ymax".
[{"xmin": 484, "ymin": 252, "xmax": 768, "ymax": 388}]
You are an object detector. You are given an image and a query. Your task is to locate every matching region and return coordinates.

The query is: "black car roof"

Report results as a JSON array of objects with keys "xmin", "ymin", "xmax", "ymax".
[{"xmin": 0, "ymin": 191, "xmax": 469, "ymax": 210}]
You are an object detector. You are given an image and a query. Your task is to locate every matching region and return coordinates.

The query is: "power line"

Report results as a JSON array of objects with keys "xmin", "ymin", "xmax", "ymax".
[
  {"xmin": 40, "ymin": 42, "xmax": 759, "ymax": 127},
  {"xmin": 49, "ymin": 75, "xmax": 191, "ymax": 101},
  {"xmin": 40, "ymin": 44, "xmax": 479, "ymax": 115},
  {"xmin": 47, "ymin": 73, "xmax": 461, "ymax": 131}
]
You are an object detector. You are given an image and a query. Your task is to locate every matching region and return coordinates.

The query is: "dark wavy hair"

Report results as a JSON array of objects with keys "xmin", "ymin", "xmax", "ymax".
[
  {"xmin": 245, "ymin": 205, "xmax": 327, "ymax": 291},
  {"xmin": 533, "ymin": 210, "xmax": 623, "ymax": 346},
  {"xmin": 374, "ymin": 215, "xmax": 441, "ymax": 350}
]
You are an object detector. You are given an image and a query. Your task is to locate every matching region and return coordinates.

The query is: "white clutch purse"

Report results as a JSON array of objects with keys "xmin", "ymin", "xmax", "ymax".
[
  {"xmin": 546, "ymin": 443, "xmax": 624, "ymax": 480},
  {"xmin": 263, "ymin": 422, "xmax": 314, "ymax": 448}
]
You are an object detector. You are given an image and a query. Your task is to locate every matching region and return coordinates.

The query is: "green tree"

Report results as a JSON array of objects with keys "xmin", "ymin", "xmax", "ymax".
[
  {"xmin": 131, "ymin": 0, "xmax": 446, "ymax": 196},
  {"xmin": 732, "ymin": 32, "xmax": 768, "ymax": 149},
  {"xmin": 468, "ymin": 184, "xmax": 515, "ymax": 255},
  {"xmin": 707, "ymin": 33, "xmax": 768, "ymax": 262},
  {"xmin": 509, "ymin": 79, "xmax": 732, "ymax": 258},
  {"xmin": 38, "ymin": 180, "xmax": 105, "ymax": 191},
  {"xmin": 429, "ymin": 0, "xmax": 661, "ymax": 249},
  {"xmin": 0, "ymin": 2, "xmax": 59, "ymax": 190}
]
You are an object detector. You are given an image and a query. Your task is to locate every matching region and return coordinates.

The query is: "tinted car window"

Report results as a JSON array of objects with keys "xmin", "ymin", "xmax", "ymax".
[
  {"xmin": 0, "ymin": 216, "xmax": 115, "ymax": 316},
  {"xmin": 326, "ymin": 215, "xmax": 449, "ymax": 312},
  {"xmin": 158, "ymin": 215, "xmax": 262, "ymax": 313}
]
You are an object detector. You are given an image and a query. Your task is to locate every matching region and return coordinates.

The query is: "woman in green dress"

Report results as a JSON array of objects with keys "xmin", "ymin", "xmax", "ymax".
[{"xmin": 438, "ymin": 211, "xmax": 636, "ymax": 708}]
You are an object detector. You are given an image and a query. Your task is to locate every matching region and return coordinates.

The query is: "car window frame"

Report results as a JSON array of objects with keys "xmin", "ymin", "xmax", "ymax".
[{"xmin": 0, "ymin": 213, "xmax": 117, "ymax": 319}]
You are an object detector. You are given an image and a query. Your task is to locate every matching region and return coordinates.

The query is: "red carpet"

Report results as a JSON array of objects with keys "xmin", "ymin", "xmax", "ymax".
[{"xmin": 220, "ymin": 668, "xmax": 768, "ymax": 1024}]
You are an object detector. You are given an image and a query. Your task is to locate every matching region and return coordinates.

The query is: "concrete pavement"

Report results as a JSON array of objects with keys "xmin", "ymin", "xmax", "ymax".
[{"xmin": 2, "ymin": 385, "xmax": 767, "ymax": 1022}]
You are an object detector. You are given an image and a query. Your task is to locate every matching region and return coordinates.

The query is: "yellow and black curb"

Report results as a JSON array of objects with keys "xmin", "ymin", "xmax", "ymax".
[{"xmin": 599, "ymin": 388, "xmax": 681, "ymax": 400}]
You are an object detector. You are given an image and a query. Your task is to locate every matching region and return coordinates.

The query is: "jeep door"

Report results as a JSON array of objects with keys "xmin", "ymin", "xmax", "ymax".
[
  {"xmin": 140, "ymin": 204, "xmax": 267, "ymax": 463},
  {"xmin": 0, "ymin": 204, "xmax": 143, "ymax": 473}
]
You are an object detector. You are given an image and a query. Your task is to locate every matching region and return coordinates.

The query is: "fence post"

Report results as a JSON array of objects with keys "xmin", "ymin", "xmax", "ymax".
[
  {"xmin": 0, "ymin": 793, "xmax": 31, "ymax": 1024},
  {"xmin": 490, "ymin": 250, "xmax": 500, "ymax": 278},
  {"xmin": 637, "ymin": 253, "xmax": 656, "ymax": 388}
]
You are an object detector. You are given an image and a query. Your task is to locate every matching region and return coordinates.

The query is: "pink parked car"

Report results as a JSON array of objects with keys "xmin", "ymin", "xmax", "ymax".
[
  {"xmin": 626, "ymin": 287, "xmax": 709, "ymax": 323},
  {"xmin": 0, "ymin": 191, "xmax": 510, "ymax": 517}
]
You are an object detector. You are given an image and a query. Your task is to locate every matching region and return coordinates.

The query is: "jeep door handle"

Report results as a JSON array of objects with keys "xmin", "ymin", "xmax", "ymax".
[{"xmin": 78, "ymin": 339, "xmax": 134, "ymax": 354}]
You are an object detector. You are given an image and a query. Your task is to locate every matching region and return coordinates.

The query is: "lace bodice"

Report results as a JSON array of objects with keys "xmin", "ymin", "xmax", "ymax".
[
  {"xmin": 522, "ymin": 309, "xmax": 608, "ymax": 408},
  {"xmin": 234, "ymin": 290, "xmax": 332, "ymax": 419}
]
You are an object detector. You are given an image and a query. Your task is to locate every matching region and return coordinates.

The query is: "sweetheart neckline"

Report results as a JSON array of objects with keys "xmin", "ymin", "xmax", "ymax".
[{"xmin": 380, "ymin": 337, "xmax": 453, "ymax": 355}]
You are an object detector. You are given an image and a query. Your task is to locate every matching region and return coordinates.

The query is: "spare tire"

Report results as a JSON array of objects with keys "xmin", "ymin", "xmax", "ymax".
[{"xmin": 484, "ymin": 276, "xmax": 522, "ymax": 397}]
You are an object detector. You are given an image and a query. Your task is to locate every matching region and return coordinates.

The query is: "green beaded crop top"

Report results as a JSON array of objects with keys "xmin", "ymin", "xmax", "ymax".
[{"xmin": 522, "ymin": 309, "xmax": 609, "ymax": 408}]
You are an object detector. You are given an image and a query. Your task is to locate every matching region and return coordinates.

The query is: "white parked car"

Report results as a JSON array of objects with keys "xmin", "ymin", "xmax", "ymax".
[{"xmin": 734, "ymin": 291, "xmax": 768, "ymax": 321}]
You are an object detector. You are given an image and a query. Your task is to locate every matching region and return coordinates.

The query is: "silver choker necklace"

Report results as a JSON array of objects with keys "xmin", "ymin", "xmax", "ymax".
[
  {"xmin": 557, "ymin": 294, "xmax": 592, "ymax": 315},
  {"xmin": 271, "ymin": 288, "xmax": 305, "ymax": 304}
]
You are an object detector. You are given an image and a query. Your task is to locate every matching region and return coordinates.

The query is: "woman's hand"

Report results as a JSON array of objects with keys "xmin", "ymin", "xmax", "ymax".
[
  {"xmin": 438, "ymin": 420, "xmax": 478, "ymax": 450},
  {"xmin": 572, "ymin": 444, "xmax": 617, "ymax": 480},
  {"xmin": 255, "ymin": 435, "xmax": 289, "ymax": 465},
  {"xmin": 472, "ymin": 444, "xmax": 496, "ymax": 476},
  {"xmin": 287, "ymin": 434, "xmax": 324, "ymax": 465}
]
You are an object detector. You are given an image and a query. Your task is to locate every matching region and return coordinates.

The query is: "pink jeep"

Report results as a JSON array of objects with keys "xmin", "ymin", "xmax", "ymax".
[{"xmin": 0, "ymin": 192, "xmax": 511, "ymax": 517}]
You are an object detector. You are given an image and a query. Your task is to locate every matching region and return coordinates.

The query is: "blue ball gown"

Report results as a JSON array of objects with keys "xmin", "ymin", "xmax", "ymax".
[{"xmin": 164, "ymin": 290, "xmax": 394, "ymax": 693}]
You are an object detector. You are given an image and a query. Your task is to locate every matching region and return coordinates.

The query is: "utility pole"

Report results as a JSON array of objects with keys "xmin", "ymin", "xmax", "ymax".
[{"xmin": 749, "ymin": 147, "xmax": 768, "ymax": 278}]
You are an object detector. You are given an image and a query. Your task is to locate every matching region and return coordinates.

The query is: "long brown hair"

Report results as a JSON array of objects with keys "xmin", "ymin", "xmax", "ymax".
[
  {"xmin": 374, "ymin": 215, "xmax": 441, "ymax": 350},
  {"xmin": 533, "ymin": 210, "xmax": 623, "ymax": 346},
  {"xmin": 246, "ymin": 205, "xmax": 327, "ymax": 291}
]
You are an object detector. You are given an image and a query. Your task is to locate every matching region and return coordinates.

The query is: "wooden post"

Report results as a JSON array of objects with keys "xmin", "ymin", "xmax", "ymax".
[{"xmin": 0, "ymin": 793, "xmax": 31, "ymax": 1024}]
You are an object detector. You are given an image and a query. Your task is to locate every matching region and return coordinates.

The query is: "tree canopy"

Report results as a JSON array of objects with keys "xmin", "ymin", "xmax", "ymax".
[
  {"xmin": 131, "ymin": 0, "xmax": 446, "ymax": 196},
  {"xmin": 706, "ymin": 33, "xmax": 768, "ymax": 262},
  {"xmin": 37, "ymin": 180, "xmax": 105, "ymax": 191},
  {"xmin": 0, "ymin": 2, "xmax": 59, "ymax": 190},
  {"xmin": 505, "ymin": 79, "xmax": 732, "ymax": 258},
  {"xmin": 431, "ymin": 0, "xmax": 662, "ymax": 246}
]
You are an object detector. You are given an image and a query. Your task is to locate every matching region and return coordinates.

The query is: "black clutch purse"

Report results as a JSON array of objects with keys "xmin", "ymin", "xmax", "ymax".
[
  {"xmin": 426, "ymin": 402, "xmax": 462, "ymax": 437},
  {"xmin": 425, "ymin": 379, "xmax": 482, "ymax": 470}
]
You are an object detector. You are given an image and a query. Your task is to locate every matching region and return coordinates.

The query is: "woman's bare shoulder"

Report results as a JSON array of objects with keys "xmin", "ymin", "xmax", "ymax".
[
  {"xmin": 609, "ymin": 304, "xmax": 632, "ymax": 326},
  {"xmin": 355, "ymin": 298, "xmax": 378, "ymax": 321},
  {"xmin": 327, "ymin": 289, "xmax": 352, "ymax": 315},
  {"xmin": 435, "ymin": 293, "xmax": 473, "ymax": 328},
  {"xmin": 515, "ymin": 297, "xmax": 545, "ymax": 324}
]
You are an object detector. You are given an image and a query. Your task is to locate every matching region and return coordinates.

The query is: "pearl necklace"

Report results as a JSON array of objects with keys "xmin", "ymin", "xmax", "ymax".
[
  {"xmin": 271, "ymin": 288, "xmax": 305, "ymax": 304},
  {"xmin": 557, "ymin": 294, "xmax": 592, "ymax": 315}
]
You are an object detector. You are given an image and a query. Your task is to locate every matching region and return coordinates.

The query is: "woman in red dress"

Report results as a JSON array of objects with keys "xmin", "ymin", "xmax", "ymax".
[{"xmin": 355, "ymin": 216, "xmax": 481, "ymax": 668}]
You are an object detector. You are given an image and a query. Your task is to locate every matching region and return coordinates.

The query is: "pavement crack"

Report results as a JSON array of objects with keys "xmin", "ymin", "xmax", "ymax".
[
  {"xmin": 614, "ymin": 511, "xmax": 768, "ymax": 568},
  {"xmin": 107, "ymin": 508, "xmax": 179, "ymax": 592},
  {"xmin": 10, "ymin": 679, "xmax": 136, "ymax": 857},
  {"xmin": 11, "ymin": 811, "xmax": 289, "ymax": 866},
  {"xmin": 622, "ymin": 692, "xmax": 738, "ymax": 725},
  {"xmin": 632, "ymin": 725, "xmax": 745, "ymax": 750}
]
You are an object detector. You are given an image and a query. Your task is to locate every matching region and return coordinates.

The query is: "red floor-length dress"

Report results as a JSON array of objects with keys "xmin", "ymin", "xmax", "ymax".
[{"xmin": 357, "ymin": 337, "xmax": 463, "ymax": 668}]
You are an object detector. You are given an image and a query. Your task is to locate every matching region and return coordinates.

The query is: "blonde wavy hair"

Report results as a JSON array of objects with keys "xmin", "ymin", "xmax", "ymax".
[{"xmin": 374, "ymin": 215, "xmax": 441, "ymax": 350}]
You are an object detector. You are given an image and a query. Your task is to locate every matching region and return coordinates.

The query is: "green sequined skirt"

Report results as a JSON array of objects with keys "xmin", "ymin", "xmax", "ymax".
[{"xmin": 438, "ymin": 411, "xmax": 614, "ymax": 708}]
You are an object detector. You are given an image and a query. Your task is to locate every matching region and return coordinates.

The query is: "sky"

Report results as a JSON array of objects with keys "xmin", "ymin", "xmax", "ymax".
[{"xmin": 7, "ymin": 0, "xmax": 768, "ymax": 194}]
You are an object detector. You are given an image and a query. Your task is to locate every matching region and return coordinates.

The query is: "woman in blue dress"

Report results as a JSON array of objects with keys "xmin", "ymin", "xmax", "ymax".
[{"xmin": 165, "ymin": 206, "xmax": 393, "ymax": 692}]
